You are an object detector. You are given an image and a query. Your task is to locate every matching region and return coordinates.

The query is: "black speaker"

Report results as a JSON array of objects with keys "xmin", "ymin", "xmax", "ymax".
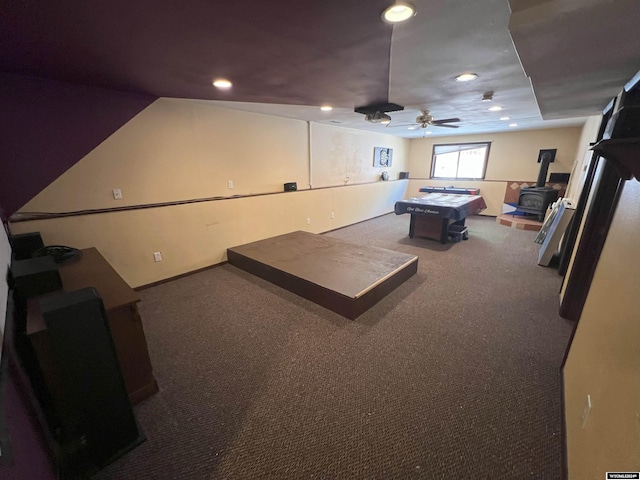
[
  {"xmin": 10, "ymin": 256, "xmax": 62, "ymax": 300},
  {"xmin": 10, "ymin": 231, "xmax": 44, "ymax": 260},
  {"xmin": 40, "ymin": 288, "xmax": 144, "ymax": 475},
  {"xmin": 284, "ymin": 182, "xmax": 297, "ymax": 192}
]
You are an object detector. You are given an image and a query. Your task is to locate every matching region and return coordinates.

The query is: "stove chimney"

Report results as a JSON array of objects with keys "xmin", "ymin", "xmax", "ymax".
[{"xmin": 536, "ymin": 149, "xmax": 556, "ymax": 187}]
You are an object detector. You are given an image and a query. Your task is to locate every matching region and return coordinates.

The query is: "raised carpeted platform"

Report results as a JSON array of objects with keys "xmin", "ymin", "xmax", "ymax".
[{"xmin": 227, "ymin": 230, "xmax": 418, "ymax": 319}]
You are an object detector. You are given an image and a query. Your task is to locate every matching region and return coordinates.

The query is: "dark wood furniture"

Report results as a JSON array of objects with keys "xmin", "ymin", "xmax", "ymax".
[
  {"xmin": 26, "ymin": 247, "xmax": 158, "ymax": 405},
  {"xmin": 227, "ymin": 231, "xmax": 418, "ymax": 319}
]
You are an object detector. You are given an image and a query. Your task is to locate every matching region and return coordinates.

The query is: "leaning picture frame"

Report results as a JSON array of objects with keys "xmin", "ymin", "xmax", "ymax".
[
  {"xmin": 537, "ymin": 199, "xmax": 576, "ymax": 266},
  {"xmin": 373, "ymin": 147, "xmax": 393, "ymax": 167}
]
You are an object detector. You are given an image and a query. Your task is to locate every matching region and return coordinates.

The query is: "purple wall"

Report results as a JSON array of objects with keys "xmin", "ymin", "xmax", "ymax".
[
  {"xmin": 0, "ymin": 363, "xmax": 57, "ymax": 480},
  {"xmin": 0, "ymin": 77, "xmax": 155, "ymax": 475},
  {"xmin": 0, "ymin": 74, "xmax": 157, "ymax": 217}
]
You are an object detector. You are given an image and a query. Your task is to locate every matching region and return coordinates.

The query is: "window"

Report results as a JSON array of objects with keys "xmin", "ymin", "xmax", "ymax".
[{"xmin": 430, "ymin": 142, "xmax": 490, "ymax": 180}]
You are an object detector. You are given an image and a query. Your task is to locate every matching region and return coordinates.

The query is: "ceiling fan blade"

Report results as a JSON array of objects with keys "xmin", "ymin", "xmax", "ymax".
[
  {"xmin": 432, "ymin": 123, "xmax": 459, "ymax": 128},
  {"xmin": 432, "ymin": 118, "xmax": 460, "ymax": 124},
  {"xmin": 386, "ymin": 122, "xmax": 417, "ymax": 128}
]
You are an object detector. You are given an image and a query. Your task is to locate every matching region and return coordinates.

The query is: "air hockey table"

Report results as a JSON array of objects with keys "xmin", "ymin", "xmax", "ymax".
[
  {"xmin": 418, "ymin": 186, "xmax": 480, "ymax": 195},
  {"xmin": 394, "ymin": 193, "xmax": 487, "ymax": 243}
]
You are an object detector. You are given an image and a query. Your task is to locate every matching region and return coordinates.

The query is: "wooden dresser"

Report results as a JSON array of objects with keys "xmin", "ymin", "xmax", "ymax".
[{"xmin": 26, "ymin": 247, "xmax": 158, "ymax": 405}]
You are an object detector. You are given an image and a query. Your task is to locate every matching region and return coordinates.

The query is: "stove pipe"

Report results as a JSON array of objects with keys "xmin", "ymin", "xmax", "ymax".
[{"xmin": 536, "ymin": 150, "xmax": 555, "ymax": 187}]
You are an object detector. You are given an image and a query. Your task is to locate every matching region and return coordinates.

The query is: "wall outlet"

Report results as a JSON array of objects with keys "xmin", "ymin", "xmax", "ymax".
[
  {"xmin": 153, "ymin": 252, "xmax": 163, "ymax": 262},
  {"xmin": 330, "ymin": 212, "xmax": 335, "ymax": 219},
  {"xmin": 306, "ymin": 217, "xmax": 311, "ymax": 224},
  {"xmin": 113, "ymin": 188, "xmax": 123, "ymax": 200},
  {"xmin": 228, "ymin": 180, "xmax": 233, "ymax": 189}
]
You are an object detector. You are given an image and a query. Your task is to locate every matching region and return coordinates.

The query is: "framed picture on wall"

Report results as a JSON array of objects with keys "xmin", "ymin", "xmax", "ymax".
[{"xmin": 373, "ymin": 147, "xmax": 393, "ymax": 167}]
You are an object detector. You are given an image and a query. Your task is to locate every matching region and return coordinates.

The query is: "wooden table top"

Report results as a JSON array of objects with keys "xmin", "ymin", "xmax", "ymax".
[
  {"xmin": 27, "ymin": 247, "xmax": 139, "ymax": 336},
  {"xmin": 56, "ymin": 248, "xmax": 140, "ymax": 309}
]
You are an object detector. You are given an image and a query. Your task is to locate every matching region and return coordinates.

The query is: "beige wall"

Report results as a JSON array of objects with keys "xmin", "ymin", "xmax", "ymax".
[
  {"xmin": 561, "ymin": 115, "xmax": 640, "ymax": 478},
  {"xmin": 563, "ymin": 116, "xmax": 602, "ymax": 202},
  {"xmin": 563, "ymin": 178, "xmax": 640, "ymax": 479},
  {"xmin": 8, "ymin": 100, "xmax": 584, "ymax": 287},
  {"xmin": 11, "ymin": 98, "xmax": 410, "ymax": 287},
  {"xmin": 406, "ymin": 127, "xmax": 583, "ymax": 216},
  {"xmin": 18, "ymin": 99, "xmax": 312, "ymax": 210},
  {"xmin": 11, "ymin": 182, "xmax": 408, "ymax": 288},
  {"xmin": 17, "ymin": 99, "xmax": 409, "ymax": 212},
  {"xmin": 310, "ymin": 122, "xmax": 409, "ymax": 187}
]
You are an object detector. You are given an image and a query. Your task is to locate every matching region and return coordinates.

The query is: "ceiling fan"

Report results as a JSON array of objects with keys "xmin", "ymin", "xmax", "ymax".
[
  {"xmin": 415, "ymin": 110, "xmax": 460, "ymax": 128},
  {"xmin": 391, "ymin": 110, "xmax": 461, "ymax": 129}
]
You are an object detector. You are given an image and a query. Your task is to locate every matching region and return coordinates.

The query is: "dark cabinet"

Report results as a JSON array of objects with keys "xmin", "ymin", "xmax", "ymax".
[{"xmin": 26, "ymin": 247, "xmax": 159, "ymax": 406}]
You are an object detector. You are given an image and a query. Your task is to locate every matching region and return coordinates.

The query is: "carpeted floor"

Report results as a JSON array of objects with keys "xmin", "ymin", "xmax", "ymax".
[{"xmin": 94, "ymin": 214, "xmax": 574, "ymax": 479}]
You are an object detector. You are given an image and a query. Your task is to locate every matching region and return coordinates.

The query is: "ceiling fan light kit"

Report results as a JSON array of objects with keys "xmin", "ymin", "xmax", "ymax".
[{"xmin": 381, "ymin": 2, "xmax": 416, "ymax": 23}]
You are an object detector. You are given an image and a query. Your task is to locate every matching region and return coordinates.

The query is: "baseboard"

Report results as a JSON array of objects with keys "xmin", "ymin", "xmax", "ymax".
[
  {"xmin": 135, "ymin": 262, "xmax": 226, "ymax": 291},
  {"xmin": 560, "ymin": 370, "xmax": 568, "ymax": 480}
]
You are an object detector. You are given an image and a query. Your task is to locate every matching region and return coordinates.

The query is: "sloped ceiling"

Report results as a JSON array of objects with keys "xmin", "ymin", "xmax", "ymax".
[{"xmin": 1, "ymin": 0, "xmax": 393, "ymax": 108}]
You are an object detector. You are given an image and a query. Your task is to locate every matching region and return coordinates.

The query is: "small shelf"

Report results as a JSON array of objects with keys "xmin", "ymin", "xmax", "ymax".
[{"xmin": 591, "ymin": 137, "xmax": 640, "ymax": 181}]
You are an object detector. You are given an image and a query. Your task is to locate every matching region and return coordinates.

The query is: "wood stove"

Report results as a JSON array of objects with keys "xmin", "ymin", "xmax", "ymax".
[{"xmin": 516, "ymin": 149, "xmax": 559, "ymax": 221}]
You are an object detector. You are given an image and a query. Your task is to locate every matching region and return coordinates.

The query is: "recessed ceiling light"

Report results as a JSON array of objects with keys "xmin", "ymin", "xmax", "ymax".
[
  {"xmin": 455, "ymin": 73, "xmax": 478, "ymax": 82},
  {"xmin": 407, "ymin": 126, "xmax": 418, "ymax": 130},
  {"xmin": 509, "ymin": 123, "xmax": 518, "ymax": 127},
  {"xmin": 381, "ymin": 3, "xmax": 416, "ymax": 23},
  {"xmin": 488, "ymin": 105, "xmax": 503, "ymax": 111},
  {"xmin": 212, "ymin": 79, "xmax": 232, "ymax": 89},
  {"xmin": 425, "ymin": 131, "xmax": 433, "ymax": 135},
  {"xmin": 320, "ymin": 105, "xmax": 333, "ymax": 111},
  {"xmin": 500, "ymin": 116, "xmax": 510, "ymax": 120}
]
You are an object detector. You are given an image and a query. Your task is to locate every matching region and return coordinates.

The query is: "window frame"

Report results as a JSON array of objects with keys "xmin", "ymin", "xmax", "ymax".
[{"xmin": 430, "ymin": 141, "xmax": 491, "ymax": 180}]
